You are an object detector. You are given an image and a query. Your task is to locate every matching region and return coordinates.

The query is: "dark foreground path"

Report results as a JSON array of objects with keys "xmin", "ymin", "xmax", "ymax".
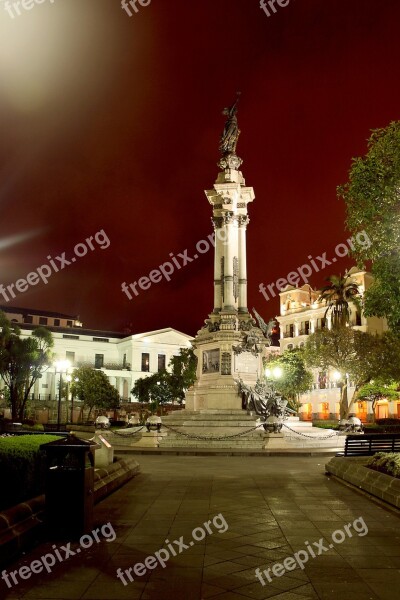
[{"xmin": 2, "ymin": 456, "xmax": 400, "ymax": 600}]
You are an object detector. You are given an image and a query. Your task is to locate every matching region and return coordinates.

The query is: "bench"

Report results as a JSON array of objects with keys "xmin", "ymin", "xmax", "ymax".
[{"xmin": 337, "ymin": 433, "xmax": 400, "ymax": 457}]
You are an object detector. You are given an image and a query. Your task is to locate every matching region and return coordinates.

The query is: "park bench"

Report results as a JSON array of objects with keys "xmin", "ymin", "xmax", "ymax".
[{"xmin": 337, "ymin": 433, "xmax": 400, "ymax": 457}]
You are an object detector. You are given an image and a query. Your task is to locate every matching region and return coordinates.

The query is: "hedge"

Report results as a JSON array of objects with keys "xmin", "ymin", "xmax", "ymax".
[
  {"xmin": 366, "ymin": 452, "xmax": 400, "ymax": 479},
  {"xmin": 0, "ymin": 435, "xmax": 60, "ymax": 511}
]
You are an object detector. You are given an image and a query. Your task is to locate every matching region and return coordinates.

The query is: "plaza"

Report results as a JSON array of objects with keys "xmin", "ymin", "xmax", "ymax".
[
  {"xmin": 2, "ymin": 455, "xmax": 400, "ymax": 599},
  {"xmin": 1, "ymin": 2, "xmax": 400, "ymax": 599}
]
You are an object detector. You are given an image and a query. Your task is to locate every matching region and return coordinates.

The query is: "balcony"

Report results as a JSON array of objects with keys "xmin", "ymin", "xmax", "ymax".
[{"xmin": 75, "ymin": 361, "xmax": 131, "ymax": 371}]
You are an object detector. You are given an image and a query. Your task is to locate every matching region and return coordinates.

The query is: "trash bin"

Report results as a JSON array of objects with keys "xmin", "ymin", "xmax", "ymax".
[{"xmin": 40, "ymin": 434, "xmax": 95, "ymax": 539}]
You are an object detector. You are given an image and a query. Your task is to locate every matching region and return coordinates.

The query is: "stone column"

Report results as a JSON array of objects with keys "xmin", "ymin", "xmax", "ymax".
[
  {"xmin": 213, "ymin": 222, "xmax": 222, "ymax": 312},
  {"xmin": 238, "ymin": 216, "xmax": 248, "ymax": 313},
  {"xmin": 222, "ymin": 216, "xmax": 237, "ymax": 310}
]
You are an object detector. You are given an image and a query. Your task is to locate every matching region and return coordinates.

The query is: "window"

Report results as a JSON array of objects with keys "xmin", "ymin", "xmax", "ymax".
[
  {"xmin": 141, "ymin": 353, "xmax": 150, "ymax": 372},
  {"xmin": 300, "ymin": 321, "xmax": 310, "ymax": 335},
  {"xmin": 285, "ymin": 324, "xmax": 294, "ymax": 338},
  {"xmin": 355, "ymin": 311, "xmax": 362, "ymax": 326},
  {"xmin": 318, "ymin": 371, "xmax": 327, "ymax": 389},
  {"xmin": 67, "ymin": 320, "xmax": 73, "ymax": 327},
  {"xmin": 158, "ymin": 354, "xmax": 166, "ymax": 372},
  {"xmin": 54, "ymin": 319, "xmax": 60, "ymax": 326},
  {"xmin": 66, "ymin": 351, "xmax": 75, "ymax": 365},
  {"xmin": 93, "ymin": 337, "xmax": 109, "ymax": 343},
  {"xmin": 63, "ymin": 334, "xmax": 79, "ymax": 340},
  {"xmin": 39, "ymin": 317, "xmax": 48, "ymax": 325},
  {"xmin": 316, "ymin": 317, "xmax": 326, "ymax": 330},
  {"xmin": 95, "ymin": 354, "xmax": 104, "ymax": 369},
  {"xmin": 123, "ymin": 354, "xmax": 127, "ymax": 368},
  {"xmin": 319, "ymin": 402, "xmax": 330, "ymax": 419},
  {"xmin": 24, "ymin": 315, "xmax": 33, "ymax": 324}
]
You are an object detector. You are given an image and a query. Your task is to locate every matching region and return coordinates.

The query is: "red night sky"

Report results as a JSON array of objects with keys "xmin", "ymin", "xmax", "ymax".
[{"xmin": 0, "ymin": 0, "xmax": 399, "ymax": 336}]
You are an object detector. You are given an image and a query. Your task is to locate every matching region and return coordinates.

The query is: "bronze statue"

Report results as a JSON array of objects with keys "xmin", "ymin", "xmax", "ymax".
[
  {"xmin": 252, "ymin": 308, "xmax": 277, "ymax": 346},
  {"xmin": 219, "ymin": 93, "xmax": 241, "ymax": 156}
]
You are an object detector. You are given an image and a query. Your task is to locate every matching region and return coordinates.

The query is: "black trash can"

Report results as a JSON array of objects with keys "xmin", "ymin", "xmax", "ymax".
[{"xmin": 40, "ymin": 434, "xmax": 95, "ymax": 539}]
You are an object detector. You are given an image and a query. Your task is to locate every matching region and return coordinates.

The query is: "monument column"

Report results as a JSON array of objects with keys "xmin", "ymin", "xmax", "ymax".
[
  {"xmin": 212, "ymin": 220, "xmax": 223, "ymax": 313},
  {"xmin": 222, "ymin": 215, "xmax": 236, "ymax": 311},
  {"xmin": 184, "ymin": 95, "xmax": 268, "ymax": 412},
  {"xmin": 238, "ymin": 216, "xmax": 249, "ymax": 313}
]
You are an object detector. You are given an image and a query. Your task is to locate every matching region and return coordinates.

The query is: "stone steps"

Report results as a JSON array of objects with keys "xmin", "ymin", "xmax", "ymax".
[{"xmin": 160, "ymin": 437, "xmax": 266, "ymax": 449}]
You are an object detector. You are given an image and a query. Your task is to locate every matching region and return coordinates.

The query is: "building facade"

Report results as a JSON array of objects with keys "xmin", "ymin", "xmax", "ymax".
[
  {"xmin": 0, "ymin": 306, "xmax": 192, "ymax": 420},
  {"xmin": 275, "ymin": 269, "xmax": 395, "ymax": 421}
]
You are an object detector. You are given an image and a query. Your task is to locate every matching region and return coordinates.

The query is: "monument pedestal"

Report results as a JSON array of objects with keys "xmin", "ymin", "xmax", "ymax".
[{"xmin": 160, "ymin": 409, "xmax": 266, "ymax": 449}]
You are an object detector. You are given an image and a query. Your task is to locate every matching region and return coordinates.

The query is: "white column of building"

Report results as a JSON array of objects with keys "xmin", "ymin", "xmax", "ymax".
[
  {"xmin": 238, "ymin": 217, "xmax": 248, "ymax": 312},
  {"xmin": 50, "ymin": 371, "xmax": 57, "ymax": 400}
]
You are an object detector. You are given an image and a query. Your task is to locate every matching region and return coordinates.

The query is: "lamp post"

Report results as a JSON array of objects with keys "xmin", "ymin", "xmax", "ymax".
[
  {"xmin": 65, "ymin": 374, "xmax": 72, "ymax": 424},
  {"xmin": 54, "ymin": 360, "xmax": 71, "ymax": 430},
  {"xmin": 70, "ymin": 377, "xmax": 79, "ymax": 424}
]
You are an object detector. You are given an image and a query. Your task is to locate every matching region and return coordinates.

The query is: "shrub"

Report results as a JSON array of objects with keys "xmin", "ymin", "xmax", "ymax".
[
  {"xmin": 22, "ymin": 423, "xmax": 44, "ymax": 432},
  {"xmin": 366, "ymin": 452, "xmax": 400, "ymax": 478},
  {"xmin": 0, "ymin": 435, "xmax": 60, "ymax": 511},
  {"xmin": 312, "ymin": 420, "xmax": 339, "ymax": 430},
  {"xmin": 376, "ymin": 418, "xmax": 400, "ymax": 426}
]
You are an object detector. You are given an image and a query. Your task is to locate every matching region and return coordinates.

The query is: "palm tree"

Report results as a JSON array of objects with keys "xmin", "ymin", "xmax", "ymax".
[{"xmin": 318, "ymin": 271, "xmax": 361, "ymax": 329}]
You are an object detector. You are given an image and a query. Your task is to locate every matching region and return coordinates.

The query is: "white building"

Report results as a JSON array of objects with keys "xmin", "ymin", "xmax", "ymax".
[
  {"xmin": 0, "ymin": 306, "xmax": 192, "ymax": 414},
  {"xmin": 275, "ymin": 269, "xmax": 394, "ymax": 421}
]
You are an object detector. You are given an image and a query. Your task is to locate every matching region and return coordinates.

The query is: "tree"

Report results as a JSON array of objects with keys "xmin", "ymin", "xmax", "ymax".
[
  {"xmin": 131, "ymin": 371, "xmax": 174, "ymax": 413},
  {"xmin": 357, "ymin": 381, "xmax": 400, "ymax": 421},
  {"xmin": 0, "ymin": 311, "xmax": 53, "ymax": 420},
  {"xmin": 338, "ymin": 121, "xmax": 400, "ymax": 332},
  {"xmin": 70, "ymin": 366, "xmax": 120, "ymax": 420},
  {"xmin": 304, "ymin": 328, "xmax": 391, "ymax": 419},
  {"xmin": 318, "ymin": 272, "xmax": 361, "ymax": 328},
  {"xmin": 131, "ymin": 348, "xmax": 197, "ymax": 409},
  {"xmin": 264, "ymin": 349, "xmax": 313, "ymax": 411},
  {"xmin": 168, "ymin": 348, "xmax": 197, "ymax": 403}
]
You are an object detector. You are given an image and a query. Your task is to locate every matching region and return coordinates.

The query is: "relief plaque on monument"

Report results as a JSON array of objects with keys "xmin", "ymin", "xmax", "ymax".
[
  {"xmin": 221, "ymin": 352, "xmax": 232, "ymax": 375},
  {"xmin": 234, "ymin": 353, "xmax": 259, "ymax": 374},
  {"xmin": 202, "ymin": 349, "xmax": 220, "ymax": 373}
]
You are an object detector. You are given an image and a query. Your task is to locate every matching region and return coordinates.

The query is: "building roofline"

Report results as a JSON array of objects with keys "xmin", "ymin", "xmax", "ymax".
[{"xmin": 0, "ymin": 305, "xmax": 78, "ymax": 320}]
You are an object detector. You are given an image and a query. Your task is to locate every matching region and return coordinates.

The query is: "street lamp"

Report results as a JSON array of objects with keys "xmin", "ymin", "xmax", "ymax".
[
  {"xmin": 54, "ymin": 359, "xmax": 71, "ymax": 430},
  {"xmin": 65, "ymin": 374, "xmax": 72, "ymax": 424},
  {"xmin": 265, "ymin": 367, "xmax": 283, "ymax": 380},
  {"xmin": 70, "ymin": 377, "xmax": 79, "ymax": 424}
]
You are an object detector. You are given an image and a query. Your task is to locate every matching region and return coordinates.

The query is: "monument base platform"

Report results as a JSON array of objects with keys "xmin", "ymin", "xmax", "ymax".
[{"xmin": 158, "ymin": 410, "xmax": 345, "ymax": 451}]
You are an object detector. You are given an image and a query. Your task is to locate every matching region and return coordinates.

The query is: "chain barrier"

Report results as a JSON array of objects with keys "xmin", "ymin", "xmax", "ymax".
[
  {"xmin": 109, "ymin": 426, "xmax": 145, "ymax": 437},
  {"xmin": 282, "ymin": 423, "xmax": 340, "ymax": 439},
  {"xmin": 162, "ymin": 423, "xmax": 261, "ymax": 441}
]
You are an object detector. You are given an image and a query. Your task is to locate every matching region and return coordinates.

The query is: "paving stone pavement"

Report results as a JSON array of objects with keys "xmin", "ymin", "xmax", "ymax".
[{"xmin": 1, "ymin": 456, "xmax": 400, "ymax": 600}]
